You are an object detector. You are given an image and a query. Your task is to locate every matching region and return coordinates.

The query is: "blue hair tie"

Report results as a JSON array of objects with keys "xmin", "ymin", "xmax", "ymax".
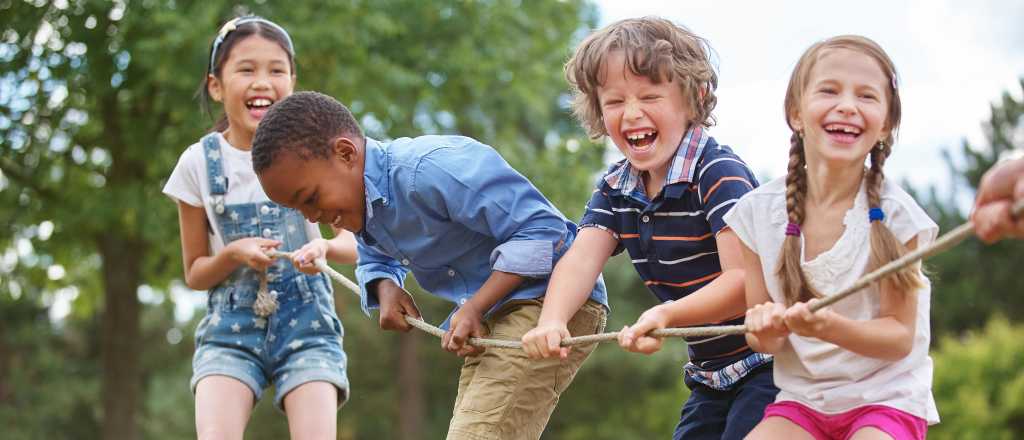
[{"xmin": 869, "ymin": 207, "xmax": 885, "ymax": 222}]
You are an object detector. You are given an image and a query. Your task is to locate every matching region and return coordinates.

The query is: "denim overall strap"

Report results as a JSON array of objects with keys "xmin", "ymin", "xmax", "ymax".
[
  {"xmin": 202, "ymin": 133, "xmax": 228, "ymax": 215},
  {"xmin": 200, "ymin": 133, "xmax": 279, "ymax": 316}
]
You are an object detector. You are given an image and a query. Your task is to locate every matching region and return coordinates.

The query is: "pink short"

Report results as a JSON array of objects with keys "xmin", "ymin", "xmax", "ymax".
[{"xmin": 763, "ymin": 401, "xmax": 927, "ymax": 440}]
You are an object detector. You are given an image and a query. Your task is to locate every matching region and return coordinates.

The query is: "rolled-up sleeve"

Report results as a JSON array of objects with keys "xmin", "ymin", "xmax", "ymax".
[
  {"xmin": 411, "ymin": 142, "xmax": 569, "ymax": 278},
  {"xmin": 354, "ymin": 241, "xmax": 409, "ymax": 316}
]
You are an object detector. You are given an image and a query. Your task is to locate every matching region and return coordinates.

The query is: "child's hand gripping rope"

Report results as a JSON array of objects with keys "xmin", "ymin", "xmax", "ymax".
[{"xmin": 264, "ymin": 197, "xmax": 1023, "ymax": 351}]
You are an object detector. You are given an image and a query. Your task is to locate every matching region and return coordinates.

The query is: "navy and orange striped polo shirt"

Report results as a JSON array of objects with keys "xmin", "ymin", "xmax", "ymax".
[{"xmin": 580, "ymin": 126, "xmax": 767, "ymax": 381}]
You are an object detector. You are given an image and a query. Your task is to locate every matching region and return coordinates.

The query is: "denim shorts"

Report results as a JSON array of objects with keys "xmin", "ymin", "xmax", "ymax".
[{"xmin": 191, "ymin": 271, "xmax": 349, "ymax": 411}]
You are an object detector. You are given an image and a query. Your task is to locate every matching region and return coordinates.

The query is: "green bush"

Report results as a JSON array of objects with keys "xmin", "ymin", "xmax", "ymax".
[{"xmin": 930, "ymin": 317, "xmax": 1024, "ymax": 439}]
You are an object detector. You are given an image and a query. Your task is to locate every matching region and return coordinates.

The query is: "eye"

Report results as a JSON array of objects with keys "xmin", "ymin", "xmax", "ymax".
[
  {"xmin": 602, "ymin": 98, "xmax": 623, "ymax": 107},
  {"xmin": 859, "ymin": 93, "xmax": 878, "ymax": 101},
  {"xmin": 272, "ymin": 68, "xmax": 288, "ymax": 75},
  {"xmin": 304, "ymin": 190, "xmax": 318, "ymax": 206},
  {"xmin": 818, "ymin": 87, "xmax": 837, "ymax": 95}
]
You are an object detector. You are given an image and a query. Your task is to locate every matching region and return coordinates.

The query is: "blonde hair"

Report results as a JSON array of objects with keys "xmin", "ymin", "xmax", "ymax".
[
  {"xmin": 565, "ymin": 17, "xmax": 718, "ymax": 139},
  {"xmin": 777, "ymin": 35, "xmax": 922, "ymax": 305}
]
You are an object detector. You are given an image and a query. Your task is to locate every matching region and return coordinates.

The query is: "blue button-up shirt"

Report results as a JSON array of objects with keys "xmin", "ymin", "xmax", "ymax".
[{"xmin": 355, "ymin": 135, "xmax": 608, "ymax": 327}]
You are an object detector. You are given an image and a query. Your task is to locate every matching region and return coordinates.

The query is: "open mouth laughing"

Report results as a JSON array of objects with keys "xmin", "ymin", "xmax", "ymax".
[
  {"xmin": 823, "ymin": 123, "xmax": 862, "ymax": 144},
  {"xmin": 625, "ymin": 129, "xmax": 658, "ymax": 150},
  {"xmin": 246, "ymin": 97, "xmax": 274, "ymax": 119}
]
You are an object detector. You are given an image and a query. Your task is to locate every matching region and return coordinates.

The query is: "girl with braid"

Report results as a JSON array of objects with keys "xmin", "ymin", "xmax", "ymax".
[{"xmin": 724, "ymin": 36, "xmax": 939, "ymax": 439}]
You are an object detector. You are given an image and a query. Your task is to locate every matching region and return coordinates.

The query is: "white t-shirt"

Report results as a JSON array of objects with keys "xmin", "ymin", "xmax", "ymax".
[
  {"xmin": 162, "ymin": 132, "xmax": 323, "ymax": 253},
  {"xmin": 725, "ymin": 176, "xmax": 940, "ymax": 424}
]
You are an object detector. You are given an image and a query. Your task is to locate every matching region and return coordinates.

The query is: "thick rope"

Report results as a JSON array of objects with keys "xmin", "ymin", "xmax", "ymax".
[
  {"xmin": 269, "ymin": 197, "xmax": 1023, "ymax": 349},
  {"xmin": 810, "ymin": 197, "xmax": 1023, "ymax": 312}
]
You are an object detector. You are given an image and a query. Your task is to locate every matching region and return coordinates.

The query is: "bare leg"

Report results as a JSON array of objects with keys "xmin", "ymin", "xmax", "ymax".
[
  {"xmin": 849, "ymin": 426, "xmax": 896, "ymax": 440},
  {"xmin": 745, "ymin": 416, "xmax": 817, "ymax": 440},
  {"xmin": 284, "ymin": 381, "xmax": 338, "ymax": 440},
  {"xmin": 195, "ymin": 375, "xmax": 255, "ymax": 440}
]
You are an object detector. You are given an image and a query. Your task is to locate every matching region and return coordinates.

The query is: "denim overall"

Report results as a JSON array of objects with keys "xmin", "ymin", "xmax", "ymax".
[{"xmin": 190, "ymin": 133, "xmax": 349, "ymax": 410}]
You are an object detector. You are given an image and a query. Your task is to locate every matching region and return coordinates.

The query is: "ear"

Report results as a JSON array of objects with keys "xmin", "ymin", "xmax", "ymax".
[
  {"xmin": 207, "ymin": 74, "xmax": 223, "ymax": 102},
  {"xmin": 331, "ymin": 136, "xmax": 361, "ymax": 166},
  {"xmin": 788, "ymin": 109, "xmax": 804, "ymax": 133}
]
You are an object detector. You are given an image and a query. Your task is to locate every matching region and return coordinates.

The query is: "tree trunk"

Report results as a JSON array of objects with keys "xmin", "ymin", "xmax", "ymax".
[
  {"xmin": 0, "ymin": 318, "xmax": 7, "ymax": 403},
  {"xmin": 99, "ymin": 235, "xmax": 142, "ymax": 440},
  {"xmin": 397, "ymin": 332, "xmax": 423, "ymax": 440}
]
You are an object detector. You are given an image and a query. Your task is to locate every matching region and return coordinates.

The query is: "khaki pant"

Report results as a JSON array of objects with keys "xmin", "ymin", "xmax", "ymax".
[{"xmin": 446, "ymin": 298, "xmax": 607, "ymax": 440}]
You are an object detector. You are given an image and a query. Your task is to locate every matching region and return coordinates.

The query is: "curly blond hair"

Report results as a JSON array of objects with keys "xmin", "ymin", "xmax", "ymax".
[{"xmin": 565, "ymin": 17, "xmax": 718, "ymax": 139}]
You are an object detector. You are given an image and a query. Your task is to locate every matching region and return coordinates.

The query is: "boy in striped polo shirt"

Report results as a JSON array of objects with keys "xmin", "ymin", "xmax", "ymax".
[{"xmin": 521, "ymin": 17, "xmax": 776, "ymax": 440}]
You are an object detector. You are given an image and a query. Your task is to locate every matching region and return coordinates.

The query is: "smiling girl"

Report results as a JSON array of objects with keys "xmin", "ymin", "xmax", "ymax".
[
  {"xmin": 162, "ymin": 16, "xmax": 356, "ymax": 440},
  {"xmin": 726, "ymin": 35, "xmax": 939, "ymax": 439}
]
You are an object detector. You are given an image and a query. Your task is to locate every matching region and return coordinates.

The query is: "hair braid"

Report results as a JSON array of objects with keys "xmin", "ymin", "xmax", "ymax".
[
  {"xmin": 866, "ymin": 141, "xmax": 923, "ymax": 294},
  {"xmin": 776, "ymin": 133, "xmax": 820, "ymax": 305}
]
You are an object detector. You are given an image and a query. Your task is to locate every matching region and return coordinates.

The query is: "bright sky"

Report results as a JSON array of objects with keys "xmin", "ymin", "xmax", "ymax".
[{"xmin": 596, "ymin": 0, "xmax": 1024, "ymax": 191}]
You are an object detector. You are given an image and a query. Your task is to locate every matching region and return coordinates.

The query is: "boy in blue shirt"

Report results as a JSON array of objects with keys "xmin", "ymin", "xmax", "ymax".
[
  {"xmin": 252, "ymin": 91, "xmax": 608, "ymax": 440},
  {"xmin": 521, "ymin": 17, "xmax": 777, "ymax": 439}
]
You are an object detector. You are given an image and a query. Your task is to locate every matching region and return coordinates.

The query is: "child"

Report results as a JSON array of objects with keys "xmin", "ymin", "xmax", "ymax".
[
  {"xmin": 973, "ymin": 157, "xmax": 1024, "ymax": 243},
  {"xmin": 251, "ymin": 91, "xmax": 609, "ymax": 440},
  {"xmin": 162, "ymin": 16, "xmax": 356, "ymax": 440},
  {"xmin": 521, "ymin": 17, "xmax": 776, "ymax": 440},
  {"xmin": 726, "ymin": 35, "xmax": 939, "ymax": 439}
]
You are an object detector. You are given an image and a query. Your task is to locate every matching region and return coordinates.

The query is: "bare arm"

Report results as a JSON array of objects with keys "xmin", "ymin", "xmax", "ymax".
[
  {"xmin": 656, "ymin": 229, "xmax": 747, "ymax": 327},
  {"xmin": 445, "ymin": 270, "xmax": 526, "ymax": 355},
  {"xmin": 788, "ymin": 237, "xmax": 920, "ymax": 361},
  {"xmin": 619, "ymin": 229, "xmax": 749, "ymax": 354},
  {"xmin": 538, "ymin": 228, "xmax": 617, "ymax": 324},
  {"xmin": 325, "ymin": 226, "xmax": 358, "ymax": 264},
  {"xmin": 177, "ymin": 201, "xmax": 278, "ymax": 291},
  {"xmin": 738, "ymin": 237, "xmax": 789, "ymax": 354},
  {"xmin": 521, "ymin": 227, "xmax": 617, "ymax": 359}
]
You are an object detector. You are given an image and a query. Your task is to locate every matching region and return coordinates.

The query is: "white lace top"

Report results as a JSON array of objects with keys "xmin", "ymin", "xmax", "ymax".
[{"xmin": 725, "ymin": 176, "xmax": 940, "ymax": 424}]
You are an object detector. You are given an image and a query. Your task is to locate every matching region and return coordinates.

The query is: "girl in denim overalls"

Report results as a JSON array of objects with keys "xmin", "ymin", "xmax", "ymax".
[{"xmin": 162, "ymin": 16, "xmax": 356, "ymax": 439}]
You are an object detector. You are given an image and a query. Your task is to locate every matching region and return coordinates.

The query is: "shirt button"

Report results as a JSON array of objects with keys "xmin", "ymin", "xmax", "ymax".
[
  {"xmin": 214, "ymin": 204, "xmax": 225, "ymax": 214},
  {"xmin": 270, "ymin": 290, "xmax": 279, "ymax": 298},
  {"xmin": 401, "ymin": 259, "xmax": 410, "ymax": 266},
  {"xmin": 262, "ymin": 228, "xmax": 272, "ymax": 238},
  {"xmin": 642, "ymin": 215, "xmax": 650, "ymax": 223},
  {"xmin": 260, "ymin": 205, "xmax": 270, "ymax": 215},
  {"xmin": 459, "ymin": 298, "xmax": 467, "ymax": 305},
  {"xmin": 448, "ymin": 269, "xmax": 456, "ymax": 277}
]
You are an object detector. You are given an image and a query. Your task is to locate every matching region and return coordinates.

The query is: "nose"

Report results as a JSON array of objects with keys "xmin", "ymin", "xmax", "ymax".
[
  {"xmin": 624, "ymin": 98, "xmax": 643, "ymax": 121},
  {"xmin": 835, "ymin": 92, "xmax": 858, "ymax": 116},
  {"xmin": 251, "ymin": 72, "xmax": 271, "ymax": 90}
]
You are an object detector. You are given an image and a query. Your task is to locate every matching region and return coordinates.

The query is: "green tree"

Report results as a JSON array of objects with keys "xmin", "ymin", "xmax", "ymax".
[
  {"xmin": 921, "ymin": 79, "xmax": 1024, "ymax": 335},
  {"xmin": 0, "ymin": 1, "xmax": 607, "ymax": 438}
]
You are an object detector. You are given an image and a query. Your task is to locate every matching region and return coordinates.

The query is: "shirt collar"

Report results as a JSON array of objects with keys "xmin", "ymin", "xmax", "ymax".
[
  {"xmin": 604, "ymin": 125, "xmax": 710, "ymax": 194},
  {"xmin": 362, "ymin": 138, "xmax": 388, "ymax": 220}
]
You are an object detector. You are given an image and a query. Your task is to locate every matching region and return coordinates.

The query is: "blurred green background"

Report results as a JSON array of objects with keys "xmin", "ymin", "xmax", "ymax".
[{"xmin": 1, "ymin": 1, "xmax": 1022, "ymax": 438}]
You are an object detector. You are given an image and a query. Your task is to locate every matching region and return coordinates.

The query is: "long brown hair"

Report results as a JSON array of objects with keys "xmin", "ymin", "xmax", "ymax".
[{"xmin": 777, "ymin": 35, "xmax": 922, "ymax": 305}]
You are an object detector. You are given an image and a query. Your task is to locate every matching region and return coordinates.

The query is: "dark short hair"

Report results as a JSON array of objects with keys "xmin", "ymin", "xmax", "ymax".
[{"xmin": 252, "ymin": 91, "xmax": 364, "ymax": 173}]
